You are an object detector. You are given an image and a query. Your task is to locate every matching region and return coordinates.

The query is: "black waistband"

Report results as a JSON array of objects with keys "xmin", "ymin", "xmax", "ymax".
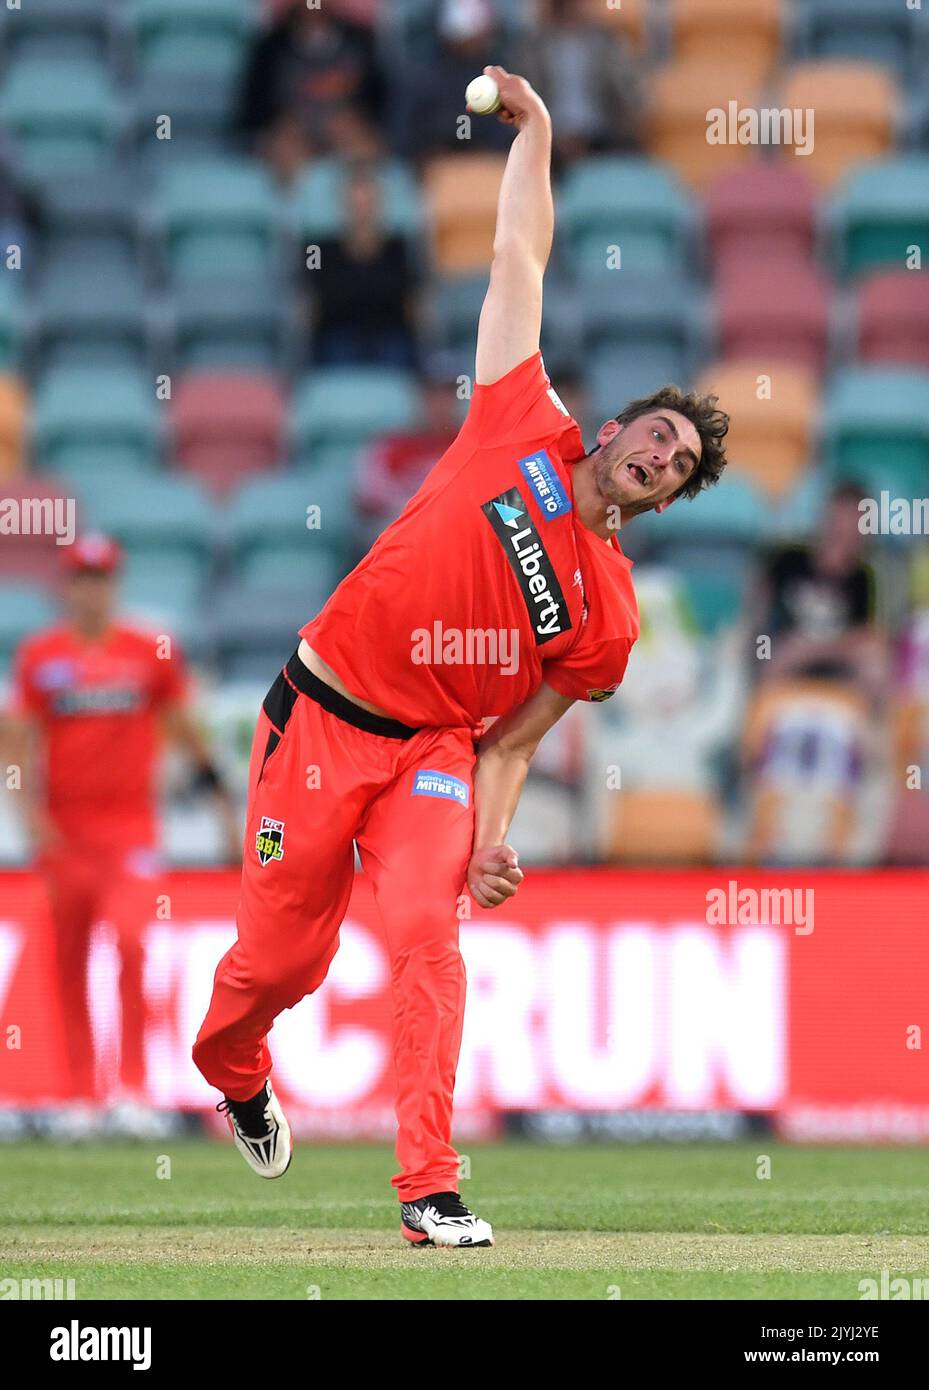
[{"xmin": 284, "ymin": 650, "xmax": 422, "ymax": 740}]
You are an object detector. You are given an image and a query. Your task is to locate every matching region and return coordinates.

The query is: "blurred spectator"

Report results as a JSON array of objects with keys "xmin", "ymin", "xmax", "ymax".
[
  {"xmin": 351, "ymin": 359, "xmax": 463, "ymax": 557},
  {"xmin": 752, "ymin": 484, "xmax": 890, "ymax": 709},
  {"xmin": 397, "ymin": 0, "xmax": 516, "ymax": 162},
  {"xmin": 514, "ymin": 0, "xmax": 642, "ymax": 170},
  {"xmin": 308, "ymin": 165, "xmax": 422, "ymax": 368},
  {"xmin": 238, "ymin": 0, "xmax": 386, "ymax": 182},
  {"xmin": 884, "ymin": 549, "xmax": 929, "ymax": 863}
]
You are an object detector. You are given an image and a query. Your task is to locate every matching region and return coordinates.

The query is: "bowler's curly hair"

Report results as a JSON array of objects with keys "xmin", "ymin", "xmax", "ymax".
[{"xmin": 614, "ymin": 385, "xmax": 729, "ymax": 501}]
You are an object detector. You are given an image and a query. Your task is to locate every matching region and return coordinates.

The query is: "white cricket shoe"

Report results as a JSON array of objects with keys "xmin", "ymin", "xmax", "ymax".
[
  {"xmin": 400, "ymin": 1191, "xmax": 494, "ymax": 1247},
  {"xmin": 217, "ymin": 1080, "xmax": 292, "ymax": 1179}
]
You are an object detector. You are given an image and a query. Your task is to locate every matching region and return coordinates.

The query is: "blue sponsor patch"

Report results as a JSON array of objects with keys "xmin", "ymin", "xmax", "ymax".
[
  {"xmin": 412, "ymin": 769, "xmax": 470, "ymax": 807},
  {"xmin": 518, "ymin": 448, "xmax": 572, "ymax": 521}
]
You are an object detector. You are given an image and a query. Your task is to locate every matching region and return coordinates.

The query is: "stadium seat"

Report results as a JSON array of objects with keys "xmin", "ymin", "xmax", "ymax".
[
  {"xmin": 171, "ymin": 373, "xmax": 286, "ymax": 496},
  {"xmin": 289, "ymin": 158, "xmax": 424, "ymax": 244},
  {"xmin": 33, "ymin": 367, "xmax": 160, "ymax": 475},
  {"xmin": 646, "ymin": 62, "xmax": 763, "ymax": 190},
  {"xmin": 150, "ymin": 158, "xmax": 281, "ymax": 282},
  {"xmin": 668, "ymin": 0, "xmax": 783, "ymax": 88},
  {"xmin": 421, "ymin": 154, "xmax": 506, "ymax": 273},
  {"xmin": 207, "ymin": 579, "xmax": 322, "ymax": 682},
  {"xmin": 558, "ymin": 158, "xmax": 694, "ymax": 278},
  {"xmin": 0, "ymin": 0, "xmax": 114, "ymax": 65},
  {"xmin": 132, "ymin": 71, "xmax": 239, "ymax": 161},
  {"xmin": 237, "ymin": 546, "xmax": 344, "ymax": 601},
  {"xmin": 0, "ymin": 376, "xmax": 27, "ymax": 479},
  {"xmin": 80, "ymin": 474, "xmax": 215, "ymax": 564},
  {"xmin": 603, "ymin": 789, "xmax": 721, "ymax": 864},
  {"xmin": 31, "ymin": 264, "xmax": 151, "ymax": 371},
  {"xmin": 227, "ymin": 473, "xmax": 355, "ymax": 567},
  {"xmin": 831, "ymin": 158, "xmax": 929, "ymax": 279},
  {"xmin": 774, "ymin": 63, "xmax": 896, "ymax": 190},
  {"xmin": 856, "ymin": 271, "xmax": 929, "ymax": 369},
  {"xmin": 656, "ymin": 542, "xmax": 752, "ymax": 634},
  {"xmin": 36, "ymin": 170, "xmax": 142, "ymax": 272},
  {"xmin": 716, "ymin": 258, "xmax": 831, "ymax": 377},
  {"xmin": 824, "ymin": 368, "xmax": 929, "ymax": 502},
  {"xmin": 795, "ymin": 0, "xmax": 925, "ymax": 82},
  {"xmin": 121, "ymin": 550, "xmax": 206, "ymax": 621},
  {"xmin": 292, "ymin": 366, "xmax": 419, "ymax": 472},
  {"xmin": 0, "ymin": 583, "xmax": 57, "ymax": 665},
  {"xmin": 705, "ymin": 163, "xmax": 818, "ymax": 276},
  {"xmin": 635, "ymin": 472, "xmax": 771, "ymax": 548},
  {"xmin": 170, "ymin": 276, "xmax": 294, "ymax": 373},
  {"xmin": 691, "ymin": 360, "xmax": 817, "ymax": 501},
  {"xmin": 130, "ymin": 0, "xmax": 254, "ymax": 78},
  {"xmin": 0, "ymin": 59, "xmax": 123, "ymax": 179}
]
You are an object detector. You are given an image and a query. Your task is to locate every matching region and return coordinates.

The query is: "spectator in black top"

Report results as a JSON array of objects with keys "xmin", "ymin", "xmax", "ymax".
[
  {"xmin": 308, "ymin": 166, "xmax": 421, "ymax": 370},
  {"xmin": 237, "ymin": 0, "xmax": 386, "ymax": 183},
  {"xmin": 752, "ymin": 483, "xmax": 890, "ymax": 707},
  {"xmin": 397, "ymin": 0, "xmax": 516, "ymax": 164},
  {"xmin": 514, "ymin": 0, "xmax": 642, "ymax": 173}
]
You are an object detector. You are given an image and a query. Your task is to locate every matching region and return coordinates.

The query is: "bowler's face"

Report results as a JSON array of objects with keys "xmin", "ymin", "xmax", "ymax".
[{"xmin": 594, "ymin": 409, "xmax": 701, "ymax": 517}]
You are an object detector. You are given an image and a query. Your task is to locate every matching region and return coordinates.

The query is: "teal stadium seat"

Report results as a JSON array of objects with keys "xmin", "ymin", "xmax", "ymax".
[
  {"xmin": 80, "ymin": 475, "xmax": 215, "ymax": 565},
  {"xmin": 0, "ymin": 276, "xmax": 22, "ymax": 372},
  {"xmin": 634, "ymin": 473, "xmax": 771, "ymax": 548},
  {"xmin": 0, "ymin": 0, "xmax": 113, "ymax": 66},
  {"xmin": 37, "ymin": 171, "xmax": 142, "ymax": 273},
  {"xmin": 292, "ymin": 367, "xmax": 419, "ymax": 473},
  {"xmin": 659, "ymin": 545, "xmax": 750, "ymax": 635},
  {"xmin": 0, "ymin": 60, "xmax": 122, "ymax": 179},
  {"xmin": 34, "ymin": 368, "xmax": 160, "ymax": 475},
  {"xmin": 289, "ymin": 158, "xmax": 424, "ymax": 244},
  {"xmin": 824, "ymin": 368, "xmax": 929, "ymax": 504},
  {"xmin": 171, "ymin": 276, "xmax": 294, "ymax": 373},
  {"xmin": 151, "ymin": 159, "xmax": 281, "ymax": 281},
  {"xmin": 227, "ymin": 473, "xmax": 355, "ymax": 565},
  {"xmin": 130, "ymin": 0, "xmax": 254, "ymax": 79},
  {"xmin": 557, "ymin": 158, "xmax": 694, "ymax": 278},
  {"xmin": 797, "ymin": 0, "xmax": 926, "ymax": 82},
  {"xmin": 33, "ymin": 265, "xmax": 151, "ymax": 371},
  {"xmin": 832, "ymin": 159, "xmax": 929, "ymax": 279},
  {"xmin": 0, "ymin": 584, "xmax": 57, "ymax": 664},
  {"xmin": 121, "ymin": 550, "xmax": 206, "ymax": 619}
]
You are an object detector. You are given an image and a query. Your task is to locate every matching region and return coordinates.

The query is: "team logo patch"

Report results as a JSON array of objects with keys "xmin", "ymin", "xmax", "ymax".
[
  {"xmin": 412, "ymin": 769, "xmax": 470, "ymax": 807},
  {"xmin": 587, "ymin": 684, "xmax": 620, "ymax": 702},
  {"xmin": 518, "ymin": 448, "xmax": 572, "ymax": 521},
  {"xmin": 256, "ymin": 816, "xmax": 285, "ymax": 865},
  {"xmin": 481, "ymin": 487, "xmax": 571, "ymax": 646}
]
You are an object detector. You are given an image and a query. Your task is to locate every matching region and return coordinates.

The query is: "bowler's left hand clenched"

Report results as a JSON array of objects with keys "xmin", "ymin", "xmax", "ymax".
[{"xmin": 467, "ymin": 843, "xmax": 524, "ymax": 909}]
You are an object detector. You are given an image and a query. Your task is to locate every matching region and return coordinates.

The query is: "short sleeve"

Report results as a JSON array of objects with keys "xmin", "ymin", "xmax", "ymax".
[
  {"xmin": 543, "ymin": 636, "xmax": 634, "ymax": 703},
  {"xmin": 463, "ymin": 351, "xmax": 585, "ymax": 453},
  {"xmin": 151, "ymin": 638, "xmax": 189, "ymax": 708}
]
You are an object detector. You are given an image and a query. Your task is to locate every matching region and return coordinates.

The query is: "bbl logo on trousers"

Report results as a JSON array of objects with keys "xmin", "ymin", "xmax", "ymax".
[{"xmin": 256, "ymin": 816, "xmax": 285, "ymax": 865}]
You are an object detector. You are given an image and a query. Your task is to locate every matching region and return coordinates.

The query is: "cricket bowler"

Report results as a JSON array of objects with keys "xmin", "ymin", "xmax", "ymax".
[{"xmin": 193, "ymin": 67, "xmax": 729, "ymax": 1247}]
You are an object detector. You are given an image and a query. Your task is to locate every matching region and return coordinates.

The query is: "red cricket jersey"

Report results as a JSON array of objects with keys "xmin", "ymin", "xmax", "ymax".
[
  {"xmin": 9, "ymin": 622, "xmax": 189, "ymax": 847},
  {"xmin": 301, "ymin": 350, "xmax": 639, "ymax": 731}
]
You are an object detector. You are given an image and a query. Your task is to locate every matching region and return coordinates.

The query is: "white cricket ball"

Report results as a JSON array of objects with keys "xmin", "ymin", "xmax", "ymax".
[{"xmin": 466, "ymin": 74, "xmax": 501, "ymax": 116}]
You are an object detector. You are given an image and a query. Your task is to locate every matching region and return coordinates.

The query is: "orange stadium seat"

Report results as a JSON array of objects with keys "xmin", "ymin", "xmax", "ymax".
[
  {"xmin": 422, "ymin": 153, "xmax": 506, "ymax": 274},
  {"xmin": 856, "ymin": 270, "xmax": 929, "ymax": 369},
  {"xmin": 774, "ymin": 62, "xmax": 897, "ymax": 190},
  {"xmin": 646, "ymin": 62, "xmax": 763, "ymax": 191},
  {"xmin": 705, "ymin": 163, "xmax": 818, "ymax": 276},
  {"xmin": 693, "ymin": 360, "xmax": 817, "ymax": 500},
  {"xmin": 603, "ymin": 789, "xmax": 721, "ymax": 865},
  {"xmin": 716, "ymin": 257, "xmax": 831, "ymax": 377},
  {"xmin": 669, "ymin": 0, "xmax": 783, "ymax": 88},
  {"xmin": 171, "ymin": 373, "xmax": 285, "ymax": 497},
  {"xmin": 0, "ymin": 376, "xmax": 27, "ymax": 479}
]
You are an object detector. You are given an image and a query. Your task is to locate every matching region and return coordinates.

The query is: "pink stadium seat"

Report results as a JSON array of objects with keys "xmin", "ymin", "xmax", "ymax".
[
  {"xmin": 171, "ymin": 374, "xmax": 285, "ymax": 497},
  {"xmin": 716, "ymin": 256, "xmax": 831, "ymax": 375},
  {"xmin": 705, "ymin": 163, "xmax": 818, "ymax": 276},
  {"xmin": 856, "ymin": 270, "xmax": 929, "ymax": 369},
  {"xmin": 0, "ymin": 475, "xmax": 78, "ymax": 583}
]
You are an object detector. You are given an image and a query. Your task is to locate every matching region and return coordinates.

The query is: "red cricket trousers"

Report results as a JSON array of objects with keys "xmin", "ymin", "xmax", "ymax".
[{"xmin": 192, "ymin": 651, "xmax": 477, "ymax": 1202}]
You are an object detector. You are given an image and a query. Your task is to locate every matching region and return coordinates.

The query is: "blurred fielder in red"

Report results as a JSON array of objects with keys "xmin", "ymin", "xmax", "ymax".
[{"xmin": 6, "ymin": 533, "xmax": 238, "ymax": 1134}]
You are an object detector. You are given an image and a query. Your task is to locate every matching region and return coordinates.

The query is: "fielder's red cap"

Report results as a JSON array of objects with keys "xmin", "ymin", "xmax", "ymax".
[{"xmin": 62, "ymin": 533, "xmax": 124, "ymax": 575}]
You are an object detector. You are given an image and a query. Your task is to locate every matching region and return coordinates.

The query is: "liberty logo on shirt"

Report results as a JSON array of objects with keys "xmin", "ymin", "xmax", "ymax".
[
  {"xmin": 518, "ymin": 448, "xmax": 572, "ymax": 520},
  {"xmin": 481, "ymin": 488, "xmax": 571, "ymax": 646},
  {"xmin": 412, "ymin": 770, "xmax": 470, "ymax": 806},
  {"xmin": 256, "ymin": 816, "xmax": 285, "ymax": 865}
]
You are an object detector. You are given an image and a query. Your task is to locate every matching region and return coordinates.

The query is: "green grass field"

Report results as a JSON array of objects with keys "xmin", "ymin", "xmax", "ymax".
[{"xmin": 2, "ymin": 1140, "xmax": 928, "ymax": 1300}]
